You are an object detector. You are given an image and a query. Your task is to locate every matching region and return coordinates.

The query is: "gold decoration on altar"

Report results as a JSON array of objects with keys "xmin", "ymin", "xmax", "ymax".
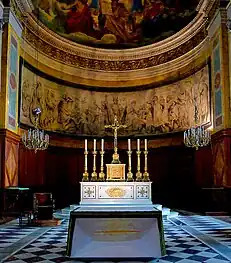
[{"xmin": 106, "ymin": 187, "xmax": 126, "ymax": 198}]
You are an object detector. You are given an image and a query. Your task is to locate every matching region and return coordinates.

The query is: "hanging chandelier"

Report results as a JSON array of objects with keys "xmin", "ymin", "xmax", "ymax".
[
  {"xmin": 22, "ymin": 108, "xmax": 49, "ymax": 153},
  {"xmin": 184, "ymin": 92, "xmax": 211, "ymax": 150}
]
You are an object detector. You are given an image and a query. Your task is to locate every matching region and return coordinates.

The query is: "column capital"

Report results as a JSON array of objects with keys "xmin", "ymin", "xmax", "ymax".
[{"xmin": 3, "ymin": 7, "xmax": 23, "ymax": 37}]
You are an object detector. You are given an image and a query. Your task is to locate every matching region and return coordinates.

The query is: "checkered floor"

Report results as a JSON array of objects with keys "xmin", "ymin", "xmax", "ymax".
[
  {"xmin": 0, "ymin": 222, "xmax": 39, "ymax": 248},
  {"xmin": 1, "ymin": 215, "xmax": 231, "ymax": 263},
  {"xmin": 177, "ymin": 215, "xmax": 231, "ymax": 248}
]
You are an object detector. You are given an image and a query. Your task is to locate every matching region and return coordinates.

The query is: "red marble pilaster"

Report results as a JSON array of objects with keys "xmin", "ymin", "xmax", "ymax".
[
  {"xmin": 0, "ymin": 129, "xmax": 20, "ymax": 188},
  {"xmin": 211, "ymin": 129, "xmax": 231, "ymax": 187}
]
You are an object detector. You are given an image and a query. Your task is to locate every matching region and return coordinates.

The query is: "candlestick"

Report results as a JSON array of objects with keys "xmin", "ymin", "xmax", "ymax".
[
  {"xmin": 128, "ymin": 139, "xmax": 131, "ymax": 151},
  {"xmin": 137, "ymin": 139, "xmax": 140, "ymax": 151},
  {"xmin": 136, "ymin": 150, "xmax": 142, "ymax": 181},
  {"xmin": 99, "ymin": 149, "xmax": 105, "ymax": 181},
  {"xmin": 145, "ymin": 139, "xmax": 147, "ymax": 151},
  {"xmin": 91, "ymin": 150, "xmax": 98, "ymax": 181},
  {"xmin": 143, "ymin": 150, "xmax": 150, "ymax": 181},
  {"xmin": 127, "ymin": 150, "xmax": 133, "ymax": 181},
  {"xmin": 82, "ymin": 150, "xmax": 89, "ymax": 181}
]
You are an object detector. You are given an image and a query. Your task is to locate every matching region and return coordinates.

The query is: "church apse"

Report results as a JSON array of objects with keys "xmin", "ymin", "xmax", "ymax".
[
  {"xmin": 20, "ymin": 64, "xmax": 211, "ymax": 137},
  {"xmin": 31, "ymin": 0, "xmax": 199, "ymax": 48}
]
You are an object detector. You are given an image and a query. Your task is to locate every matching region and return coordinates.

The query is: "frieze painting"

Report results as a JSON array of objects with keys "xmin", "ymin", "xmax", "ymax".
[
  {"xmin": 20, "ymin": 65, "xmax": 210, "ymax": 137},
  {"xmin": 32, "ymin": 0, "xmax": 199, "ymax": 48}
]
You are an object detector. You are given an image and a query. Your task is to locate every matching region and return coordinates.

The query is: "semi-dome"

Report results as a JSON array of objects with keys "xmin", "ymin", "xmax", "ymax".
[{"xmin": 30, "ymin": 0, "xmax": 200, "ymax": 49}]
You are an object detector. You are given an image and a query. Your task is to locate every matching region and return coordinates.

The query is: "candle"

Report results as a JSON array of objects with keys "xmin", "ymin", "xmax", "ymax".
[
  {"xmin": 145, "ymin": 139, "xmax": 147, "ymax": 151},
  {"xmin": 137, "ymin": 139, "xmax": 140, "ymax": 151},
  {"xmin": 128, "ymin": 139, "xmax": 131, "ymax": 151},
  {"xmin": 85, "ymin": 139, "xmax": 87, "ymax": 151},
  {"xmin": 101, "ymin": 139, "xmax": 104, "ymax": 151},
  {"xmin": 94, "ymin": 139, "xmax": 96, "ymax": 151}
]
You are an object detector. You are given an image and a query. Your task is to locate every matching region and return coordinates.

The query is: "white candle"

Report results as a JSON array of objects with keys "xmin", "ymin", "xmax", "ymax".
[
  {"xmin": 145, "ymin": 139, "xmax": 147, "ymax": 151},
  {"xmin": 137, "ymin": 139, "xmax": 140, "ymax": 151},
  {"xmin": 128, "ymin": 139, "xmax": 131, "ymax": 151},
  {"xmin": 101, "ymin": 139, "xmax": 104, "ymax": 151},
  {"xmin": 85, "ymin": 139, "xmax": 87, "ymax": 151},
  {"xmin": 94, "ymin": 139, "xmax": 96, "ymax": 151}
]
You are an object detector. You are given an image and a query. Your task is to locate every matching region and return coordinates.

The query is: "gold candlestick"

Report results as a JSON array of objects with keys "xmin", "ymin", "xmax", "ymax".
[
  {"xmin": 136, "ymin": 150, "xmax": 142, "ymax": 181},
  {"xmin": 99, "ymin": 150, "xmax": 105, "ymax": 181},
  {"xmin": 82, "ymin": 150, "xmax": 89, "ymax": 181},
  {"xmin": 127, "ymin": 150, "xmax": 133, "ymax": 181},
  {"xmin": 91, "ymin": 150, "xmax": 98, "ymax": 181},
  {"xmin": 143, "ymin": 150, "xmax": 150, "ymax": 181}
]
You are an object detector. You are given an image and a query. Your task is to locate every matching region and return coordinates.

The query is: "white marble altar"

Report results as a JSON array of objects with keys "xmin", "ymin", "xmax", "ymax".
[{"xmin": 80, "ymin": 181, "xmax": 152, "ymax": 206}]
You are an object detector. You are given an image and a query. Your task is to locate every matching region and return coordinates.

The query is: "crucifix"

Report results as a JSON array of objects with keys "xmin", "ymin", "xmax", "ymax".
[{"xmin": 105, "ymin": 115, "xmax": 127, "ymax": 164}]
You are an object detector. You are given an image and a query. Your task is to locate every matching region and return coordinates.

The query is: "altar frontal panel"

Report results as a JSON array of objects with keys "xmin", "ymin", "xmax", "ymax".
[{"xmin": 80, "ymin": 182, "xmax": 152, "ymax": 205}]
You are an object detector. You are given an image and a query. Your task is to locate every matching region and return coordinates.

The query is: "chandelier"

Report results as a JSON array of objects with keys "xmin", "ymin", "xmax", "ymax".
[
  {"xmin": 22, "ymin": 108, "xmax": 49, "ymax": 153},
  {"xmin": 184, "ymin": 91, "xmax": 211, "ymax": 150}
]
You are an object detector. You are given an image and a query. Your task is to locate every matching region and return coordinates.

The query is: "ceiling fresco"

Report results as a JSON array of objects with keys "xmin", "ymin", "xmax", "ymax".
[{"xmin": 32, "ymin": 0, "xmax": 200, "ymax": 49}]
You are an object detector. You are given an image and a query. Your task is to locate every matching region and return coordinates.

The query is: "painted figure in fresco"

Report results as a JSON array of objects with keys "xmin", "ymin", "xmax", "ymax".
[
  {"xmin": 198, "ymin": 83, "xmax": 209, "ymax": 124},
  {"xmin": 176, "ymin": 85, "xmax": 189, "ymax": 128},
  {"xmin": 141, "ymin": 0, "xmax": 165, "ymax": 38},
  {"xmin": 83, "ymin": 108, "xmax": 100, "ymax": 134},
  {"xmin": 29, "ymin": 82, "xmax": 46, "ymax": 127},
  {"xmin": 152, "ymin": 95, "xmax": 164, "ymax": 128},
  {"xmin": 42, "ymin": 89, "xmax": 59, "ymax": 129},
  {"xmin": 143, "ymin": 0, "xmax": 165, "ymax": 20},
  {"xmin": 36, "ymin": 0, "xmax": 56, "ymax": 16},
  {"xmin": 127, "ymin": 100, "xmax": 140, "ymax": 131},
  {"xmin": 57, "ymin": 94, "xmax": 77, "ymax": 132},
  {"xmin": 21, "ymin": 80, "xmax": 33, "ymax": 119},
  {"xmin": 94, "ymin": 95, "xmax": 111, "ymax": 126},
  {"xmin": 167, "ymin": 94, "xmax": 182, "ymax": 131},
  {"xmin": 65, "ymin": 0, "xmax": 97, "ymax": 37},
  {"xmin": 140, "ymin": 102, "xmax": 154, "ymax": 132},
  {"xmin": 104, "ymin": 0, "xmax": 136, "ymax": 42}
]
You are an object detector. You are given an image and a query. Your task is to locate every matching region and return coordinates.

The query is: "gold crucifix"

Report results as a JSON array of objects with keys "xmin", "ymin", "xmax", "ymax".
[{"xmin": 105, "ymin": 115, "xmax": 127, "ymax": 164}]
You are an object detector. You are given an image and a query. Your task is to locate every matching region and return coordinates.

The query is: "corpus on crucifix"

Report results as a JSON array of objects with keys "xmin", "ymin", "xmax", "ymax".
[{"xmin": 105, "ymin": 115, "xmax": 127, "ymax": 164}]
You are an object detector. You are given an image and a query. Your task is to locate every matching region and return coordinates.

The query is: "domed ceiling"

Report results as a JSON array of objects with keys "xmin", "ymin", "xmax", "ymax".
[{"xmin": 31, "ymin": 0, "xmax": 200, "ymax": 49}]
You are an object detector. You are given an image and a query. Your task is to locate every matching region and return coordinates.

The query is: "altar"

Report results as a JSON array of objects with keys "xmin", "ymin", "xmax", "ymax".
[{"xmin": 66, "ymin": 116, "xmax": 166, "ymax": 259}]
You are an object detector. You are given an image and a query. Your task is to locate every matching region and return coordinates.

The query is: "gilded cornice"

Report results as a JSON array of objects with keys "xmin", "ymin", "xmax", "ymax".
[{"xmin": 24, "ymin": 24, "xmax": 206, "ymax": 71}]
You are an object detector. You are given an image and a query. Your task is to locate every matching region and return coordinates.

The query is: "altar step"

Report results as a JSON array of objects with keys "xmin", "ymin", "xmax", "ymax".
[{"xmin": 56, "ymin": 205, "xmax": 179, "ymax": 219}]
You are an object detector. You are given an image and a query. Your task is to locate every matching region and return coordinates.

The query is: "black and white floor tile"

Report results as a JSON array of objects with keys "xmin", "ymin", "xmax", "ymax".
[
  {"xmin": 1, "ymin": 214, "xmax": 231, "ymax": 263},
  {"xmin": 176, "ymin": 215, "xmax": 231, "ymax": 248},
  {"xmin": 0, "ymin": 221, "xmax": 40, "ymax": 248}
]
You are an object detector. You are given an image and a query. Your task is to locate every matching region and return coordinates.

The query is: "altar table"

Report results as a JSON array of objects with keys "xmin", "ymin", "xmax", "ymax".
[{"xmin": 66, "ymin": 206, "xmax": 166, "ymax": 259}]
